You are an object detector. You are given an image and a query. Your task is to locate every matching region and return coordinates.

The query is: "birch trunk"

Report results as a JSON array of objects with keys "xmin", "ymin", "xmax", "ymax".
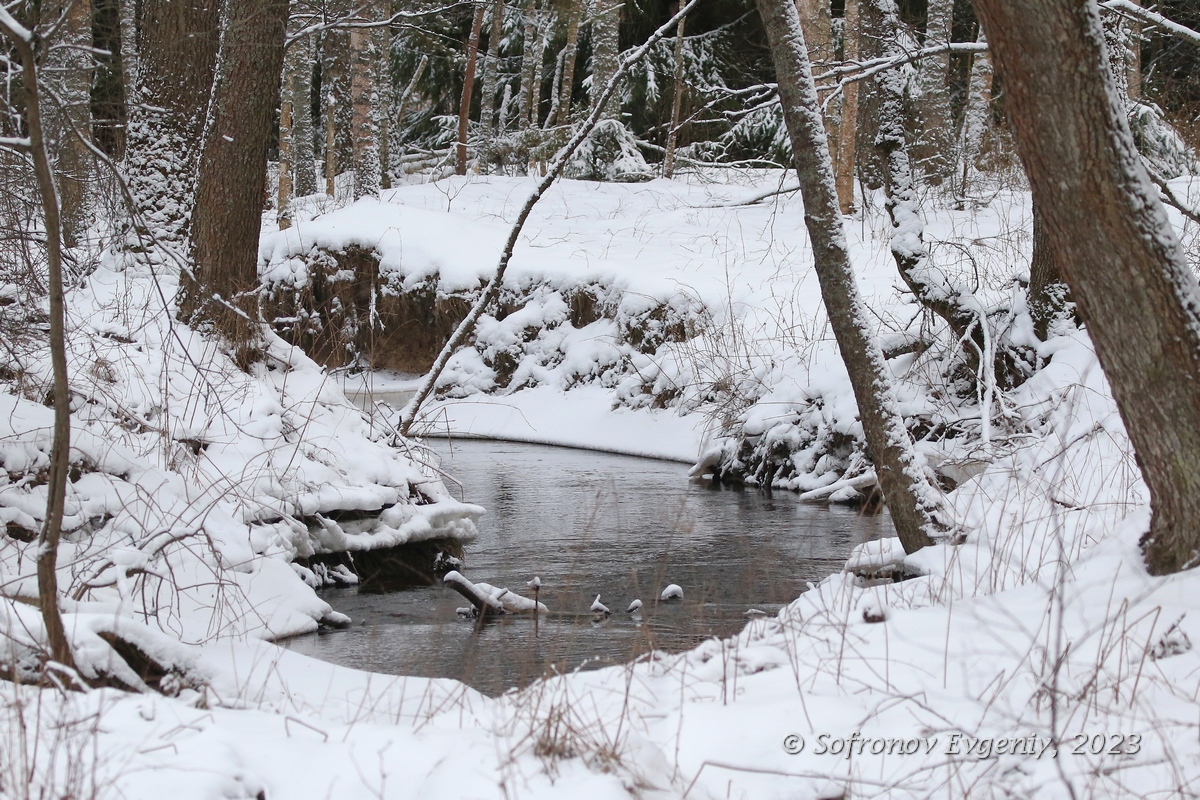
[
  {"xmin": 517, "ymin": 0, "xmax": 539, "ymax": 129},
  {"xmin": 918, "ymin": 0, "xmax": 954, "ymax": 181},
  {"xmin": 554, "ymin": 0, "xmax": 582, "ymax": 126}
]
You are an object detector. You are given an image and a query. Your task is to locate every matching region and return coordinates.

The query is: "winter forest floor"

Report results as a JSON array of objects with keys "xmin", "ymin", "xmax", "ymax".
[{"xmin": 4, "ymin": 169, "xmax": 1200, "ymax": 798}]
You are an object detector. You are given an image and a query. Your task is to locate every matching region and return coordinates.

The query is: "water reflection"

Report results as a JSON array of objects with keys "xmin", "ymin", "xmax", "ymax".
[{"xmin": 286, "ymin": 440, "xmax": 887, "ymax": 695}]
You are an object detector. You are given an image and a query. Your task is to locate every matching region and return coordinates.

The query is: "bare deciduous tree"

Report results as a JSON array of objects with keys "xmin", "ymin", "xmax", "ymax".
[
  {"xmin": 756, "ymin": 0, "xmax": 950, "ymax": 554},
  {"xmin": 974, "ymin": 0, "xmax": 1200, "ymax": 575}
]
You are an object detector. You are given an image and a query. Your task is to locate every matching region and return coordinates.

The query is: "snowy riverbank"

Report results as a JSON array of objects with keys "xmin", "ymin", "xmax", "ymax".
[{"xmin": 2, "ymin": 171, "xmax": 1200, "ymax": 798}]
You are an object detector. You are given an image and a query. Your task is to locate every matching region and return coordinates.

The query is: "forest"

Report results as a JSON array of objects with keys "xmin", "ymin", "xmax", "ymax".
[{"xmin": 1, "ymin": 0, "xmax": 1200, "ymax": 797}]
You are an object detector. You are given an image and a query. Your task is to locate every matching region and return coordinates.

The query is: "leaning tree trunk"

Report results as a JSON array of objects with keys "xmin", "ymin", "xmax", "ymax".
[
  {"xmin": 867, "ymin": 0, "xmax": 1030, "ymax": 390},
  {"xmin": 457, "ymin": 2, "xmax": 487, "ymax": 174},
  {"xmin": 0, "ymin": 9, "xmax": 77, "ymax": 672},
  {"xmin": 186, "ymin": 0, "xmax": 289, "ymax": 351},
  {"xmin": 125, "ymin": 0, "xmax": 220, "ymax": 246},
  {"xmin": 756, "ymin": 0, "xmax": 948, "ymax": 554},
  {"xmin": 973, "ymin": 0, "xmax": 1200, "ymax": 576}
]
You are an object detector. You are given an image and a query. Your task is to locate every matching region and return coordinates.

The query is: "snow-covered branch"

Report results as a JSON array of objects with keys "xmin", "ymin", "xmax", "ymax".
[{"xmin": 1100, "ymin": 0, "xmax": 1200, "ymax": 47}]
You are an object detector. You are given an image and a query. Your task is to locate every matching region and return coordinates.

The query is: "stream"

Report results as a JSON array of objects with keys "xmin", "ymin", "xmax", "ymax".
[{"xmin": 286, "ymin": 439, "xmax": 887, "ymax": 696}]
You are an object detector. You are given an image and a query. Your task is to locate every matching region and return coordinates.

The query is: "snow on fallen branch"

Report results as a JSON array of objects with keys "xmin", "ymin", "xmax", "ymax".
[{"xmin": 442, "ymin": 571, "xmax": 547, "ymax": 615}]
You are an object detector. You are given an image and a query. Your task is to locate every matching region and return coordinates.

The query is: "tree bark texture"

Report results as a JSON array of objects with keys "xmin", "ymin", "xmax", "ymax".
[
  {"xmin": 350, "ymin": 20, "xmax": 381, "ymax": 198},
  {"xmin": 125, "ymin": 0, "xmax": 220, "ymax": 245},
  {"xmin": 321, "ymin": 7, "xmax": 353, "ymax": 195},
  {"xmin": 756, "ymin": 0, "xmax": 947, "ymax": 554},
  {"xmin": 458, "ymin": 2, "xmax": 486, "ymax": 174},
  {"xmin": 834, "ymin": 0, "xmax": 859, "ymax": 213},
  {"xmin": 973, "ymin": 0, "xmax": 1200, "ymax": 575},
  {"xmin": 1028, "ymin": 201, "xmax": 1072, "ymax": 342},
  {"xmin": 291, "ymin": 33, "xmax": 318, "ymax": 198},
  {"xmin": 187, "ymin": 0, "xmax": 289, "ymax": 350},
  {"xmin": 49, "ymin": 0, "xmax": 94, "ymax": 249},
  {"xmin": 917, "ymin": 0, "xmax": 954, "ymax": 182}
]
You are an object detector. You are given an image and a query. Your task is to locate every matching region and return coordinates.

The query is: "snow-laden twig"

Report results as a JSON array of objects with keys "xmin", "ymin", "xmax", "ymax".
[{"xmin": 1100, "ymin": 0, "xmax": 1200, "ymax": 47}]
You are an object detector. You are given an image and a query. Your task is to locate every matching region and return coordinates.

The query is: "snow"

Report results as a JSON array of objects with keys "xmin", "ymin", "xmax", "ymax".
[{"xmin": 5, "ymin": 169, "xmax": 1200, "ymax": 799}]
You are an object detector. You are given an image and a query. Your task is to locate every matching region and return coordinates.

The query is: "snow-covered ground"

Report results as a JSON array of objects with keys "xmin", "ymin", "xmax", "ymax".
[{"xmin": 4, "ymin": 171, "xmax": 1200, "ymax": 798}]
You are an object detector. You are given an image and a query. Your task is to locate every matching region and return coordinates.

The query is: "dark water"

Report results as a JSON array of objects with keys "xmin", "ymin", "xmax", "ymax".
[{"xmin": 286, "ymin": 440, "xmax": 887, "ymax": 696}]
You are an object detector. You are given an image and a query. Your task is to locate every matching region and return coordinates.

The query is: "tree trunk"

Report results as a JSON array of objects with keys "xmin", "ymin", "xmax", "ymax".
[
  {"xmin": 457, "ymin": 2, "xmax": 486, "ymax": 174},
  {"xmin": 528, "ymin": 22, "xmax": 547, "ymax": 127},
  {"xmin": 917, "ymin": 0, "xmax": 954, "ymax": 182},
  {"xmin": 480, "ymin": 0, "xmax": 505, "ymax": 133},
  {"xmin": 278, "ymin": 49, "xmax": 296, "ymax": 229},
  {"xmin": 0, "ymin": 10, "xmax": 77, "ymax": 671},
  {"xmin": 321, "ymin": 6, "xmax": 353, "ymax": 195},
  {"xmin": 50, "ymin": 0, "xmax": 94, "ymax": 249},
  {"xmin": 517, "ymin": 0, "xmax": 539, "ymax": 129},
  {"xmin": 553, "ymin": 0, "xmax": 582, "ymax": 126},
  {"xmin": 834, "ymin": 0, "xmax": 859, "ymax": 213},
  {"xmin": 957, "ymin": 27, "xmax": 992, "ymax": 192},
  {"xmin": 186, "ymin": 0, "xmax": 289, "ymax": 351},
  {"xmin": 91, "ymin": 0, "xmax": 126, "ymax": 159},
  {"xmin": 125, "ymin": 0, "xmax": 220, "ymax": 245},
  {"xmin": 350, "ymin": 20, "xmax": 381, "ymax": 198},
  {"xmin": 292, "ymin": 33, "xmax": 318, "ymax": 198},
  {"xmin": 663, "ymin": 11, "xmax": 687, "ymax": 178},
  {"xmin": 755, "ymin": 0, "xmax": 947, "ymax": 554},
  {"xmin": 1126, "ymin": 0, "xmax": 1142, "ymax": 101},
  {"xmin": 590, "ymin": 0, "xmax": 619, "ymax": 117},
  {"xmin": 1028, "ymin": 201, "xmax": 1072, "ymax": 342},
  {"xmin": 973, "ymin": 0, "xmax": 1200, "ymax": 575}
]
